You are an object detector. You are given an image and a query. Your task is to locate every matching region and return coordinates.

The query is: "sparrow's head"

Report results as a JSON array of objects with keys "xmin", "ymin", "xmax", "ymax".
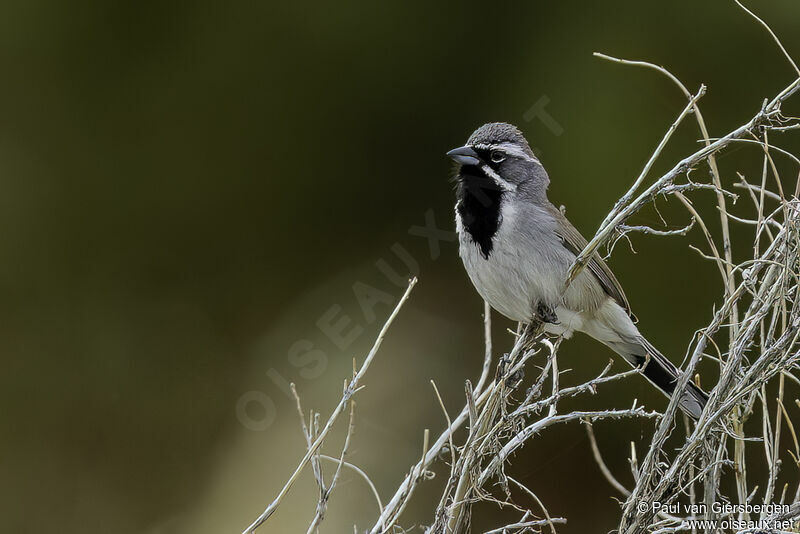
[{"xmin": 447, "ymin": 122, "xmax": 549, "ymax": 200}]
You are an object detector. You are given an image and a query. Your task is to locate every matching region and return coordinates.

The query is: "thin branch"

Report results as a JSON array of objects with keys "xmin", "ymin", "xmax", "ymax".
[{"xmin": 242, "ymin": 278, "xmax": 418, "ymax": 534}]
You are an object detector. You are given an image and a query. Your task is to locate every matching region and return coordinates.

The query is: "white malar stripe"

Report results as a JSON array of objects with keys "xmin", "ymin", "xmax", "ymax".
[{"xmin": 480, "ymin": 164, "xmax": 517, "ymax": 192}]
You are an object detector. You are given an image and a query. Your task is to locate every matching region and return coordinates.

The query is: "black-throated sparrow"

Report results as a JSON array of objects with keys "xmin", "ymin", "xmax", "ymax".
[{"xmin": 448, "ymin": 122, "xmax": 707, "ymax": 419}]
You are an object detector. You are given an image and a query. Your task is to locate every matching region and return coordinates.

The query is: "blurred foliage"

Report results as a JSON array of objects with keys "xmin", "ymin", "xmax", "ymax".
[{"xmin": 0, "ymin": 1, "xmax": 798, "ymax": 532}]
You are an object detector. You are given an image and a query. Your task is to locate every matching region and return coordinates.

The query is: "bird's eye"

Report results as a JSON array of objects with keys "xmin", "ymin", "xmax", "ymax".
[{"xmin": 490, "ymin": 150, "xmax": 505, "ymax": 163}]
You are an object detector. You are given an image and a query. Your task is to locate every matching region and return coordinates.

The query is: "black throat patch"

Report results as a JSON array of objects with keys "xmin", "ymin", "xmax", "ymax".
[{"xmin": 456, "ymin": 165, "xmax": 503, "ymax": 259}]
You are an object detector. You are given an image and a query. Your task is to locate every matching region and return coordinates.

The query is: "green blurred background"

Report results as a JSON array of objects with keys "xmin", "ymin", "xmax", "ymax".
[{"xmin": 1, "ymin": 1, "xmax": 799, "ymax": 532}]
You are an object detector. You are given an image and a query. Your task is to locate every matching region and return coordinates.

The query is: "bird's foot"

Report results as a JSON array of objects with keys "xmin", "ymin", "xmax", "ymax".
[
  {"xmin": 496, "ymin": 352, "xmax": 511, "ymax": 379},
  {"xmin": 536, "ymin": 303, "xmax": 559, "ymax": 324},
  {"xmin": 507, "ymin": 366, "xmax": 524, "ymax": 389},
  {"xmin": 496, "ymin": 352, "xmax": 525, "ymax": 389}
]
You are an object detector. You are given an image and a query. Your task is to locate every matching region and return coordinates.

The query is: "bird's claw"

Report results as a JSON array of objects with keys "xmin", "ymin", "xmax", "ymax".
[{"xmin": 497, "ymin": 352, "xmax": 524, "ymax": 388}]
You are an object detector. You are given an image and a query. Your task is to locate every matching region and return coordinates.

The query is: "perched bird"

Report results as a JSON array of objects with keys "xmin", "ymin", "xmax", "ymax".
[{"xmin": 448, "ymin": 122, "xmax": 707, "ymax": 418}]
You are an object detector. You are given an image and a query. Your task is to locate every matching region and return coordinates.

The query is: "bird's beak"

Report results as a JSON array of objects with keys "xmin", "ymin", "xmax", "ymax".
[{"xmin": 447, "ymin": 146, "xmax": 481, "ymax": 166}]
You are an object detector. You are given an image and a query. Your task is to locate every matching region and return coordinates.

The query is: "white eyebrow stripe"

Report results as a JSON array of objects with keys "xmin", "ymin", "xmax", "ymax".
[
  {"xmin": 474, "ymin": 142, "xmax": 540, "ymax": 163},
  {"xmin": 497, "ymin": 142, "xmax": 540, "ymax": 162}
]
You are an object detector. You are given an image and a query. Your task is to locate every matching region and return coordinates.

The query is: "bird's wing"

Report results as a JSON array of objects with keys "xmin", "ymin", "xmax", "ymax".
[{"xmin": 548, "ymin": 205, "xmax": 632, "ymax": 315}]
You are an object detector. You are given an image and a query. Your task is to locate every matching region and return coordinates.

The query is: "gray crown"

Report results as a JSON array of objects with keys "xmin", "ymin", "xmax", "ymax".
[{"xmin": 466, "ymin": 122, "xmax": 530, "ymax": 148}]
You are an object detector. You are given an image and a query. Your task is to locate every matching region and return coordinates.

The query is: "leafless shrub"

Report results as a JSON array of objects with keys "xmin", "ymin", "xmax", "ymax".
[{"xmin": 242, "ymin": 4, "xmax": 800, "ymax": 533}]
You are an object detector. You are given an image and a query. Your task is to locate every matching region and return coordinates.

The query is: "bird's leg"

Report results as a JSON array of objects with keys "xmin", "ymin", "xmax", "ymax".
[
  {"xmin": 496, "ymin": 352, "xmax": 524, "ymax": 388},
  {"xmin": 497, "ymin": 352, "xmax": 510, "ymax": 377},
  {"xmin": 507, "ymin": 365, "xmax": 524, "ymax": 389},
  {"xmin": 496, "ymin": 352, "xmax": 514, "ymax": 381},
  {"xmin": 536, "ymin": 302, "xmax": 559, "ymax": 324}
]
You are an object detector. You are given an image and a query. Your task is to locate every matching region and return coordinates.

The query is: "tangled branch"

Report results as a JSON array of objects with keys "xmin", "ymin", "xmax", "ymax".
[{"xmin": 241, "ymin": 4, "xmax": 800, "ymax": 533}]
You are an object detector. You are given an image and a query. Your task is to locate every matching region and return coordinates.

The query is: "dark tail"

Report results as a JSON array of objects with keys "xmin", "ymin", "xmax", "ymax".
[{"xmin": 608, "ymin": 337, "xmax": 708, "ymax": 419}]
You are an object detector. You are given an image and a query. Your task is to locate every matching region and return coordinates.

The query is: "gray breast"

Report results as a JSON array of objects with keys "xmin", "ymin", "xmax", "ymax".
[{"xmin": 456, "ymin": 200, "xmax": 569, "ymax": 322}]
